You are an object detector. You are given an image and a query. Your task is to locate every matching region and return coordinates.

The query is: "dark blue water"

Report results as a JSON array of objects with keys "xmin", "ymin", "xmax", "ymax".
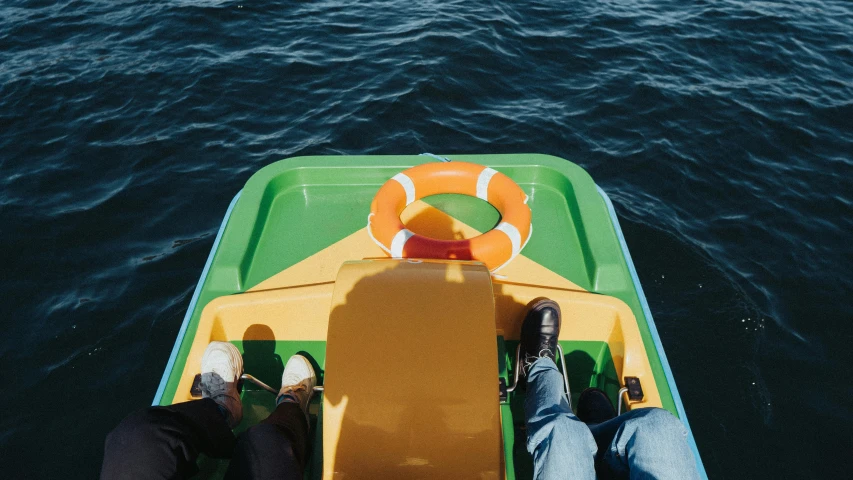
[{"xmin": 1, "ymin": 0, "xmax": 851, "ymax": 477}]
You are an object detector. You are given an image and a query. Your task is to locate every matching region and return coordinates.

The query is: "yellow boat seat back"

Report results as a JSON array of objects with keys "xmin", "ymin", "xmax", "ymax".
[{"xmin": 323, "ymin": 259, "xmax": 502, "ymax": 479}]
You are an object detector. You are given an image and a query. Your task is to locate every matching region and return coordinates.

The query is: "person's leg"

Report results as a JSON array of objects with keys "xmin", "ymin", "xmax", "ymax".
[
  {"xmin": 589, "ymin": 407, "xmax": 700, "ymax": 480},
  {"xmin": 101, "ymin": 399, "xmax": 236, "ymax": 480},
  {"xmin": 101, "ymin": 341, "xmax": 244, "ymax": 479},
  {"xmin": 526, "ymin": 358, "xmax": 598, "ymax": 480},
  {"xmin": 225, "ymin": 402, "xmax": 309, "ymax": 480},
  {"xmin": 519, "ymin": 298, "xmax": 597, "ymax": 480},
  {"xmin": 226, "ymin": 354, "xmax": 316, "ymax": 480}
]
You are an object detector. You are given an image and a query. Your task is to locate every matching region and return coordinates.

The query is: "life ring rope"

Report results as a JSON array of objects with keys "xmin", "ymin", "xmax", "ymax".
[{"xmin": 366, "ymin": 212, "xmax": 392, "ymax": 256}]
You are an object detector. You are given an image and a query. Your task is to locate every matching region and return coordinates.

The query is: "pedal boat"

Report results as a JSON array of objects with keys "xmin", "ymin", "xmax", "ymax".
[{"xmin": 152, "ymin": 154, "xmax": 707, "ymax": 479}]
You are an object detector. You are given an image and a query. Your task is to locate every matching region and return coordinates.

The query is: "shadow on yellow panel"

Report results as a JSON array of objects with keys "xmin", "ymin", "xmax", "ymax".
[{"xmin": 323, "ymin": 260, "xmax": 503, "ymax": 480}]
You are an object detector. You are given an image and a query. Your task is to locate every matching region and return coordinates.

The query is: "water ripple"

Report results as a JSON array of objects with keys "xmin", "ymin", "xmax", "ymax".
[{"xmin": 2, "ymin": 0, "xmax": 852, "ymax": 477}]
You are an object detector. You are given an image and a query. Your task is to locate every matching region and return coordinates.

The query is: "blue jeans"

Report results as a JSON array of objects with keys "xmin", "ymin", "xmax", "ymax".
[{"xmin": 525, "ymin": 359, "xmax": 700, "ymax": 480}]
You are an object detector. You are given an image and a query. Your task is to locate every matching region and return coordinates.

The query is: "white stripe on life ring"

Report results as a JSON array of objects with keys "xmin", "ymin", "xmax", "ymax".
[
  {"xmin": 494, "ymin": 222, "xmax": 521, "ymax": 257},
  {"xmin": 476, "ymin": 168, "xmax": 498, "ymax": 201},
  {"xmin": 392, "ymin": 173, "xmax": 416, "ymax": 206},
  {"xmin": 390, "ymin": 229, "xmax": 416, "ymax": 258},
  {"xmin": 491, "ymin": 222, "xmax": 532, "ymax": 273}
]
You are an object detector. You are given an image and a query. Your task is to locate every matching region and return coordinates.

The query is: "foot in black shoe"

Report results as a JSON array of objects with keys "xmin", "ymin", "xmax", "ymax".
[
  {"xmin": 520, "ymin": 298, "xmax": 562, "ymax": 376},
  {"xmin": 576, "ymin": 388, "xmax": 617, "ymax": 424}
]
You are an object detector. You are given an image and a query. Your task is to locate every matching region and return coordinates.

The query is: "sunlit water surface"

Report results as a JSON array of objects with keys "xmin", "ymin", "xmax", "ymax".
[{"xmin": 1, "ymin": 1, "xmax": 851, "ymax": 477}]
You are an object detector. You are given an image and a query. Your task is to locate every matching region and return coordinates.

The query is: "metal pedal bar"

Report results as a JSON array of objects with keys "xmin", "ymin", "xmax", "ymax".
[
  {"xmin": 506, "ymin": 344, "xmax": 523, "ymax": 394},
  {"xmin": 240, "ymin": 374, "xmax": 324, "ymax": 395},
  {"xmin": 241, "ymin": 374, "xmax": 277, "ymax": 394},
  {"xmin": 556, "ymin": 343, "xmax": 572, "ymax": 410},
  {"xmin": 617, "ymin": 387, "xmax": 629, "ymax": 415},
  {"xmin": 505, "ymin": 344, "xmax": 572, "ymax": 409}
]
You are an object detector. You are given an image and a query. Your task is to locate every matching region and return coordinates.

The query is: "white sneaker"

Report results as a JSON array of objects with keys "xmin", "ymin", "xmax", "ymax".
[
  {"xmin": 200, "ymin": 341, "xmax": 243, "ymax": 429},
  {"xmin": 276, "ymin": 355, "xmax": 316, "ymax": 421}
]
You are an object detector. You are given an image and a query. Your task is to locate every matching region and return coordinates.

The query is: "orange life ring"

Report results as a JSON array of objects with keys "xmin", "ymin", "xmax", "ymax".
[{"xmin": 368, "ymin": 161, "xmax": 532, "ymax": 271}]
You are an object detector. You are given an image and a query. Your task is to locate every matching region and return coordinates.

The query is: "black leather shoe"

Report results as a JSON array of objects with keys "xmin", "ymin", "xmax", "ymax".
[
  {"xmin": 519, "ymin": 298, "xmax": 561, "ymax": 376},
  {"xmin": 576, "ymin": 388, "xmax": 617, "ymax": 424}
]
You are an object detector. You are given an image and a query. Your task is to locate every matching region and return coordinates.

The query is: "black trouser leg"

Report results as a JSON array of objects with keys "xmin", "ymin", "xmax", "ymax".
[
  {"xmin": 225, "ymin": 402, "xmax": 309, "ymax": 480},
  {"xmin": 101, "ymin": 399, "xmax": 236, "ymax": 479}
]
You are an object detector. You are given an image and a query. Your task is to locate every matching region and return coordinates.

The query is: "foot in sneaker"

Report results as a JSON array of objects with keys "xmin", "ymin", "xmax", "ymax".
[
  {"xmin": 277, "ymin": 355, "xmax": 317, "ymax": 423},
  {"xmin": 200, "ymin": 341, "xmax": 244, "ymax": 429},
  {"xmin": 520, "ymin": 298, "xmax": 562, "ymax": 376}
]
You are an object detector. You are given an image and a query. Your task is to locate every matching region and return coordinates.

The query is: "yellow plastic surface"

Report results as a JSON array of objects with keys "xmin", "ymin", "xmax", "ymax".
[
  {"xmin": 172, "ymin": 282, "xmax": 335, "ymax": 404},
  {"xmin": 322, "ymin": 259, "xmax": 502, "ymax": 480}
]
